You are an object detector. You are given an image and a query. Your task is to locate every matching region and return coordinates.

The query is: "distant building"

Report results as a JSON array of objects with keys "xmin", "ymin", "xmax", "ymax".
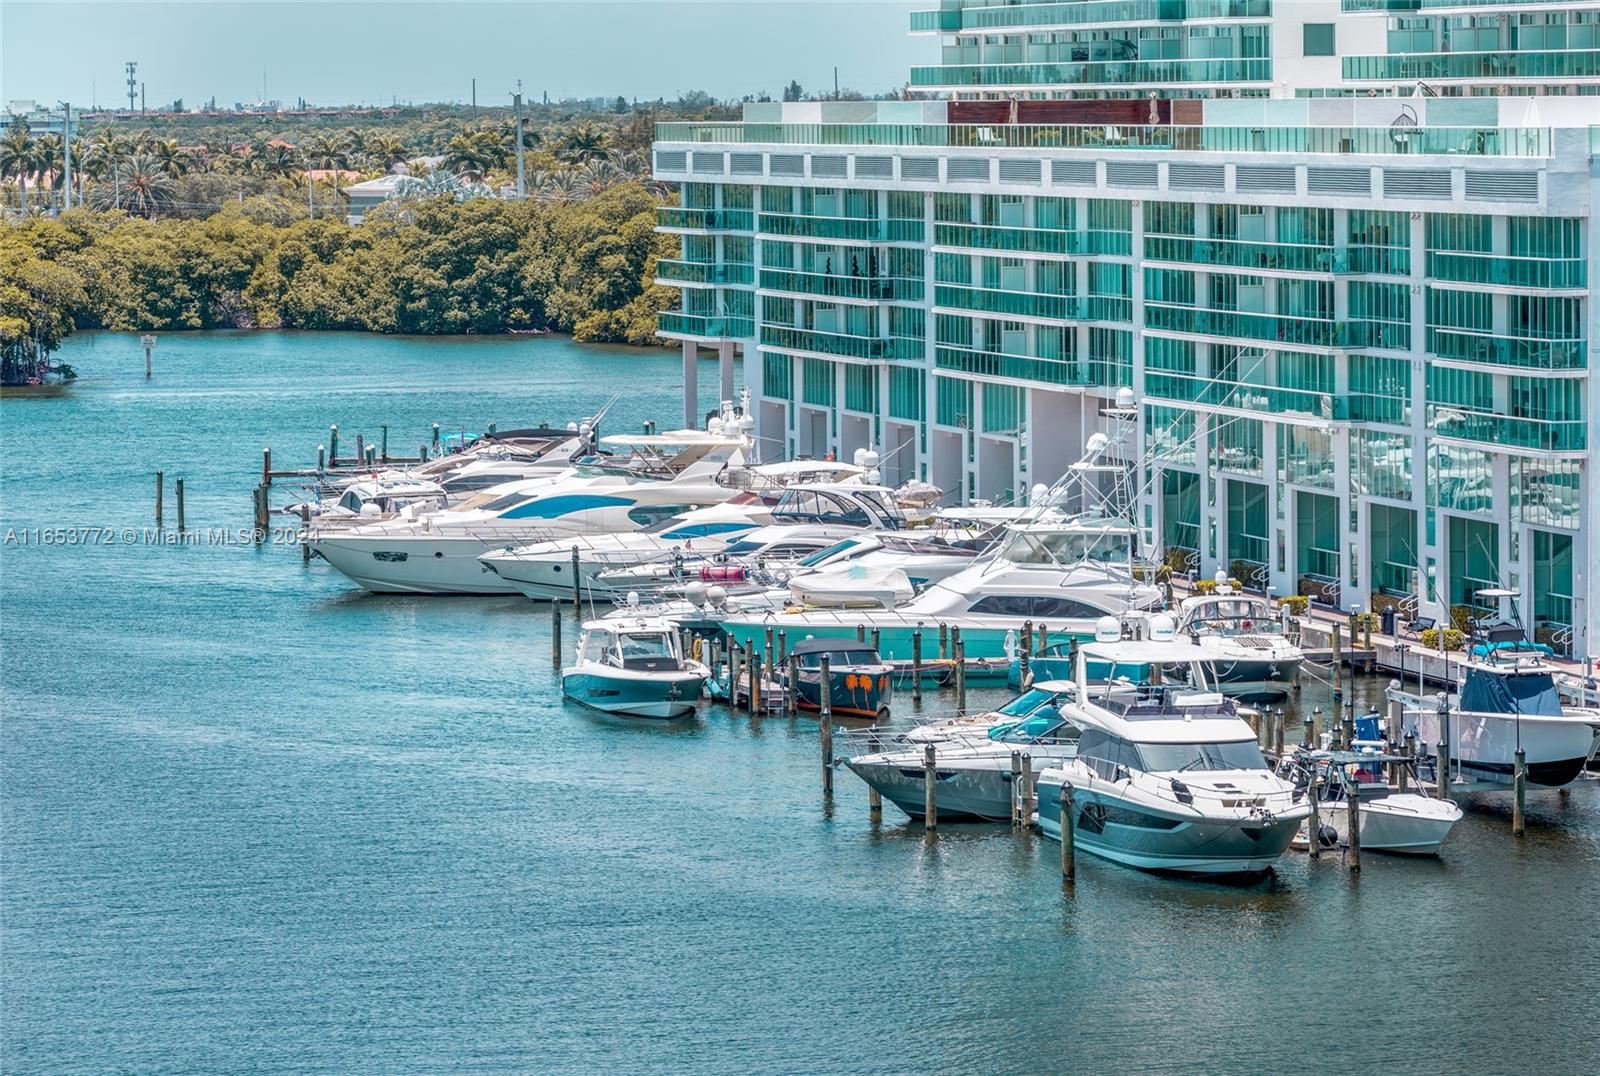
[{"xmin": 344, "ymin": 173, "xmax": 409, "ymax": 224}]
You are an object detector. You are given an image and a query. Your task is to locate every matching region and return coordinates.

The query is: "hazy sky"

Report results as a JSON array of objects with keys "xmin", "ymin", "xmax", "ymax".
[{"xmin": 2, "ymin": 1, "xmax": 928, "ymax": 108}]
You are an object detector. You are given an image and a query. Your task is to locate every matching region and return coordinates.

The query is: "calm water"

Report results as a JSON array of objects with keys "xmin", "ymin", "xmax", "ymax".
[{"xmin": 4, "ymin": 331, "xmax": 1599, "ymax": 1074}]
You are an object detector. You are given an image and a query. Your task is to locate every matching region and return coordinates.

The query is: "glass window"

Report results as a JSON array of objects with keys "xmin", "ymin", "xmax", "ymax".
[
  {"xmin": 1134, "ymin": 740, "xmax": 1267, "ymax": 773},
  {"xmin": 1303, "ymin": 22, "xmax": 1334, "ymax": 55}
]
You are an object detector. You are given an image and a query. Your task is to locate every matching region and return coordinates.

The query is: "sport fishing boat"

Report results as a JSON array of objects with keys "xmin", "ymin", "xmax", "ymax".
[
  {"xmin": 1173, "ymin": 583, "xmax": 1303, "ymax": 701},
  {"xmin": 845, "ymin": 681, "xmax": 1081, "ymax": 820},
  {"xmin": 1279, "ymin": 749, "xmax": 1463, "ymax": 856},
  {"xmin": 480, "ymin": 481, "xmax": 905, "ymax": 602},
  {"xmin": 1387, "ymin": 643, "xmax": 1600, "ymax": 790},
  {"xmin": 1034, "ymin": 636, "xmax": 1311, "ymax": 876},
  {"xmin": 562, "ymin": 616, "xmax": 709, "ymax": 719},
  {"xmin": 785, "ymin": 636, "xmax": 894, "ymax": 717},
  {"xmin": 310, "ymin": 417, "xmax": 753, "ymax": 594}
]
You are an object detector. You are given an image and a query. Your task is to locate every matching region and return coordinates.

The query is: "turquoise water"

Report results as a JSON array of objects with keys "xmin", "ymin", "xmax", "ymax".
[{"xmin": 4, "ymin": 332, "xmax": 1599, "ymax": 1073}]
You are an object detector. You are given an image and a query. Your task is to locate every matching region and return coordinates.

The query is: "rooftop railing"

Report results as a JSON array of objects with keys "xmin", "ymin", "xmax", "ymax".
[
  {"xmin": 655, "ymin": 122, "xmax": 1550, "ymax": 157},
  {"xmin": 909, "ymin": 58, "xmax": 1274, "ymax": 87}
]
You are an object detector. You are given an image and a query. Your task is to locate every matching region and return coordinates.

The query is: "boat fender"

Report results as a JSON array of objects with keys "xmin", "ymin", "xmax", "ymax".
[
  {"xmin": 1170, "ymin": 778, "xmax": 1195, "ymax": 805},
  {"xmin": 1316, "ymin": 824, "xmax": 1339, "ymax": 849}
]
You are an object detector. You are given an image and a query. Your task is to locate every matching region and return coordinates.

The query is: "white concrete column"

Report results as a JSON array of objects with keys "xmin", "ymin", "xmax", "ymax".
[{"xmin": 682, "ymin": 339, "xmax": 699, "ymax": 429}]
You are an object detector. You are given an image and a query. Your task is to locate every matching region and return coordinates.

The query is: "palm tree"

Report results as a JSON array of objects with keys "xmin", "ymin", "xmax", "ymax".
[
  {"xmin": 0, "ymin": 119, "xmax": 35, "ymax": 210},
  {"xmin": 364, "ymin": 132, "xmax": 411, "ymax": 170},
  {"xmin": 442, "ymin": 132, "xmax": 494, "ymax": 178},
  {"xmin": 32, "ymin": 134, "xmax": 63, "ymax": 208},
  {"xmin": 578, "ymin": 157, "xmax": 622, "ymax": 198},
  {"xmin": 88, "ymin": 153, "xmax": 175, "ymax": 216},
  {"xmin": 149, "ymin": 138, "xmax": 190, "ymax": 178},
  {"xmin": 554, "ymin": 122, "xmax": 606, "ymax": 164},
  {"xmin": 255, "ymin": 144, "xmax": 302, "ymax": 180},
  {"xmin": 301, "ymin": 132, "xmax": 351, "ymax": 200},
  {"xmin": 539, "ymin": 167, "xmax": 584, "ymax": 205}
]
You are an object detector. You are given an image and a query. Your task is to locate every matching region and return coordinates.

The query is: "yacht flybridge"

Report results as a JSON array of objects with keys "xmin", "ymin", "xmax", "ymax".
[
  {"xmin": 310, "ymin": 406, "xmax": 755, "ymax": 594},
  {"xmin": 1034, "ymin": 634, "xmax": 1311, "ymax": 876},
  {"xmin": 1174, "ymin": 583, "xmax": 1304, "ymax": 701}
]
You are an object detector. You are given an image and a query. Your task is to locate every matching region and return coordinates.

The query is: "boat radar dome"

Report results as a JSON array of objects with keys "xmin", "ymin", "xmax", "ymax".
[
  {"xmin": 626, "ymin": 591, "xmax": 640, "ymax": 607},
  {"xmin": 1148, "ymin": 614, "xmax": 1177, "ymax": 641},
  {"xmin": 865, "ymin": 469, "xmax": 881, "ymax": 484},
  {"xmin": 852, "ymin": 448, "xmax": 867, "ymax": 467},
  {"xmin": 1115, "ymin": 386, "xmax": 1136, "ymax": 409},
  {"xmin": 708, "ymin": 416, "xmax": 724, "ymax": 434},
  {"xmin": 684, "ymin": 581, "xmax": 708, "ymax": 607},
  {"xmin": 1095, "ymin": 616, "xmax": 1121, "ymax": 642},
  {"xmin": 705, "ymin": 584, "xmax": 728, "ymax": 608},
  {"xmin": 567, "ymin": 422, "xmax": 579, "ymax": 432},
  {"xmin": 1031, "ymin": 483, "xmax": 1049, "ymax": 504},
  {"xmin": 1085, "ymin": 432, "xmax": 1109, "ymax": 454}
]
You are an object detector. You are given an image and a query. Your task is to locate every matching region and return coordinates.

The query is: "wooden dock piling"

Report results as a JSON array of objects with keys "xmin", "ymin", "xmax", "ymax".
[
  {"xmin": 911, "ymin": 630, "xmax": 923, "ymax": 702},
  {"xmin": 1400, "ymin": 733, "xmax": 1413, "ymax": 792},
  {"xmin": 261, "ymin": 448, "xmax": 272, "ymax": 486},
  {"xmin": 1348, "ymin": 773, "xmax": 1362, "ymax": 872},
  {"xmin": 1513, "ymin": 748, "xmax": 1527, "ymax": 836},
  {"xmin": 1331, "ymin": 623, "xmax": 1343, "ymax": 701},
  {"xmin": 729, "ymin": 646, "xmax": 742, "ymax": 711},
  {"xmin": 856, "ymin": 624, "xmax": 865, "ymax": 643},
  {"xmin": 787, "ymin": 654, "xmax": 799, "ymax": 716},
  {"xmin": 1010, "ymin": 750, "xmax": 1023, "ymax": 827},
  {"xmin": 155, "ymin": 471, "xmax": 164, "ymax": 525},
  {"xmin": 380, "ymin": 425, "xmax": 388, "ymax": 462},
  {"xmin": 317, "ymin": 445, "xmax": 326, "ymax": 472},
  {"xmin": 1436, "ymin": 695, "xmax": 1452, "ymax": 801},
  {"xmin": 1038, "ymin": 624, "xmax": 1049, "ymax": 652},
  {"xmin": 550, "ymin": 600, "xmax": 562, "ymax": 669},
  {"xmin": 329, "ymin": 425, "xmax": 339, "ymax": 466},
  {"xmin": 1059, "ymin": 784, "xmax": 1076, "ymax": 881},
  {"xmin": 870, "ymin": 627, "xmax": 880, "ymax": 656},
  {"xmin": 776, "ymin": 630, "xmax": 787, "ymax": 667},
  {"xmin": 1020, "ymin": 753, "xmax": 1034, "ymax": 824},
  {"xmin": 938, "ymin": 623, "xmax": 948, "ymax": 660},
  {"xmin": 952, "ymin": 628, "xmax": 966, "ymax": 715},
  {"xmin": 923, "ymin": 744, "xmax": 937, "ymax": 832},
  {"xmin": 819, "ymin": 655, "xmax": 833, "ymax": 797},
  {"xmin": 175, "ymin": 478, "xmax": 185, "ymax": 532},
  {"xmin": 1273, "ymin": 707, "xmax": 1285, "ymax": 760},
  {"xmin": 570, "ymin": 546, "xmax": 581, "ymax": 610},
  {"xmin": 1307, "ymin": 766, "xmax": 1322, "ymax": 860},
  {"xmin": 750, "ymin": 653, "xmax": 763, "ymax": 714},
  {"xmin": 1303, "ymin": 712, "xmax": 1314, "ymax": 749},
  {"xmin": 355, "ymin": 434, "xmax": 365, "ymax": 466}
]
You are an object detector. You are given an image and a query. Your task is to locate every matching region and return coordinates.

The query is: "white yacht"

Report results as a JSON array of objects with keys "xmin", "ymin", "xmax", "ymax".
[
  {"xmin": 310, "ymin": 421, "xmax": 752, "ymax": 595},
  {"xmin": 562, "ymin": 616, "xmax": 709, "ymax": 720},
  {"xmin": 1174, "ymin": 583, "xmax": 1304, "ymax": 701},
  {"xmin": 1034, "ymin": 635, "xmax": 1311, "ymax": 876},
  {"xmin": 1280, "ymin": 750, "xmax": 1463, "ymax": 856},
  {"xmin": 480, "ymin": 481, "xmax": 905, "ymax": 602}
]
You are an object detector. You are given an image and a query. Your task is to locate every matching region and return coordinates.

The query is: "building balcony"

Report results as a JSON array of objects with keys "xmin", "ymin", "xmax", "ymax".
[
  {"xmin": 926, "ymin": 0, "xmax": 1270, "ymax": 33},
  {"xmin": 1425, "ymin": 251, "xmax": 1585, "ymax": 290},
  {"xmin": 1340, "ymin": 0, "xmax": 1417, "ymax": 10},
  {"xmin": 655, "ymin": 122, "xmax": 1548, "ymax": 157},
  {"xmin": 1345, "ymin": 244, "xmax": 1411, "ymax": 276},
  {"xmin": 1344, "ymin": 48, "xmax": 1600, "ymax": 83},
  {"xmin": 1143, "ymin": 234, "xmax": 1338, "ymax": 275},
  {"xmin": 1429, "ymin": 407, "xmax": 1587, "ymax": 452},
  {"xmin": 935, "ymin": 344, "xmax": 1117, "ymax": 387},
  {"xmin": 1145, "ymin": 371, "xmax": 1347, "ymax": 421},
  {"xmin": 934, "ymin": 284, "xmax": 1132, "ymax": 323},
  {"xmin": 758, "ymin": 269, "xmax": 922, "ymax": 302},
  {"xmin": 934, "ymin": 222, "xmax": 1131, "ymax": 257},
  {"xmin": 1426, "ymin": 329, "xmax": 1586, "ymax": 371},
  {"xmin": 655, "ymin": 260, "xmax": 754, "ymax": 286},
  {"xmin": 657, "ymin": 312, "xmax": 754, "ymax": 339},
  {"xmin": 758, "ymin": 213, "xmax": 924, "ymax": 244},
  {"xmin": 909, "ymin": 57, "xmax": 1273, "ymax": 89},
  {"xmin": 1145, "ymin": 303, "xmax": 1354, "ymax": 350},
  {"xmin": 1348, "ymin": 393, "xmax": 1411, "ymax": 426},
  {"xmin": 655, "ymin": 206, "xmax": 754, "ymax": 232},
  {"xmin": 758, "ymin": 325, "xmax": 924, "ymax": 362}
]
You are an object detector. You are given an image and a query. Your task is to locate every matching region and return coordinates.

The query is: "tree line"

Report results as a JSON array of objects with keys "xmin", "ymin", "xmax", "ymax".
[{"xmin": 2, "ymin": 182, "xmax": 678, "ymax": 360}]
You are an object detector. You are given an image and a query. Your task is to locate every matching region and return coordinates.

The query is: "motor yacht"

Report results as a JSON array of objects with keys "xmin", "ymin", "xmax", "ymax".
[
  {"xmin": 1173, "ymin": 583, "xmax": 1304, "ymax": 701},
  {"xmin": 1034, "ymin": 633, "xmax": 1311, "ymax": 876},
  {"xmin": 1279, "ymin": 749, "xmax": 1463, "ymax": 856},
  {"xmin": 310, "ymin": 418, "xmax": 753, "ymax": 594},
  {"xmin": 784, "ymin": 636, "xmax": 894, "ymax": 718},
  {"xmin": 562, "ymin": 616, "xmax": 709, "ymax": 719}
]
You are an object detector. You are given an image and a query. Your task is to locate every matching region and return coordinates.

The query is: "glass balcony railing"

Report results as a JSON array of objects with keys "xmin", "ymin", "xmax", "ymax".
[
  {"xmin": 1425, "ymin": 251, "xmax": 1585, "ymax": 290},
  {"xmin": 655, "ymin": 207, "xmax": 754, "ymax": 231},
  {"xmin": 1344, "ymin": 49, "xmax": 1600, "ymax": 82},
  {"xmin": 924, "ymin": 0, "xmax": 1270, "ymax": 33},
  {"xmin": 934, "ymin": 345, "xmax": 1116, "ymax": 387},
  {"xmin": 1429, "ymin": 407, "xmax": 1586, "ymax": 452},
  {"xmin": 933, "ymin": 285, "xmax": 1133, "ymax": 323},
  {"xmin": 655, "ymin": 122, "xmax": 1548, "ymax": 157},
  {"xmin": 1145, "ymin": 303, "xmax": 1353, "ymax": 349},
  {"xmin": 1426, "ymin": 329, "xmax": 1586, "ymax": 370},
  {"xmin": 759, "ymin": 325, "xmax": 924, "ymax": 361},
  {"xmin": 657, "ymin": 312, "xmax": 754, "ymax": 338},
  {"xmin": 1348, "ymin": 392, "xmax": 1410, "ymax": 426},
  {"xmin": 758, "ymin": 213, "xmax": 924, "ymax": 243},
  {"xmin": 1144, "ymin": 234, "xmax": 1338, "ymax": 274},
  {"xmin": 655, "ymin": 260, "xmax": 754, "ymax": 286},
  {"xmin": 1345, "ymin": 244, "xmax": 1411, "ymax": 276},
  {"xmin": 909, "ymin": 58, "xmax": 1273, "ymax": 88},
  {"xmin": 934, "ymin": 222, "xmax": 1131, "ymax": 256},
  {"xmin": 1145, "ymin": 371, "xmax": 1347, "ymax": 420},
  {"xmin": 1340, "ymin": 0, "xmax": 1417, "ymax": 10},
  {"xmin": 758, "ymin": 269, "xmax": 922, "ymax": 302}
]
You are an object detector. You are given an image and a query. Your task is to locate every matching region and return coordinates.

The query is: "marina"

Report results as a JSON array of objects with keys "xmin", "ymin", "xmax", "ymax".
[{"xmin": 6, "ymin": 331, "xmax": 1600, "ymax": 1069}]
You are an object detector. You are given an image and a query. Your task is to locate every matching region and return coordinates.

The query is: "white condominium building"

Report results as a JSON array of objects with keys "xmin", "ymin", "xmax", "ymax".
[{"xmin": 653, "ymin": 1, "xmax": 1600, "ymax": 661}]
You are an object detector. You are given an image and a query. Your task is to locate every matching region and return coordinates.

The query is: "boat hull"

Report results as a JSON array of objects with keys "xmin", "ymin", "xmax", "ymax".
[
  {"xmin": 844, "ymin": 758, "xmax": 1018, "ymax": 822},
  {"xmin": 794, "ymin": 665, "xmax": 894, "ymax": 717},
  {"xmin": 1397, "ymin": 702, "xmax": 1600, "ymax": 788},
  {"xmin": 1318, "ymin": 795, "xmax": 1462, "ymax": 856},
  {"xmin": 561, "ymin": 670, "xmax": 706, "ymax": 719},
  {"xmin": 1035, "ymin": 779, "xmax": 1306, "ymax": 875},
  {"xmin": 1208, "ymin": 657, "xmax": 1302, "ymax": 702},
  {"xmin": 313, "ymin": 534, "xmax": 522, "ymax": 594}
]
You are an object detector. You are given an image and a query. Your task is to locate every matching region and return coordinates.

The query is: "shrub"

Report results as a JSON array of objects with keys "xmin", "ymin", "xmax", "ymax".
[
  {"xmin": 1276, "ymin": 595, "xmax": 1309, "ymax": 617},
  {"xmin": 1420, "ymin": 627, "xmax": 1467, "ymax": 651},
  {"xmin": 1194, "ymin": 578, "xmax": 1218, "ymax": 595}
]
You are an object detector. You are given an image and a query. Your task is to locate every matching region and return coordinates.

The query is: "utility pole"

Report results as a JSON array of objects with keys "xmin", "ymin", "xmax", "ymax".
[
  {"xmin": 61, "ymin": 102, "xmax": 72, "ymax": 209},
  {"xmin": 834, "ymin": 65, "xmax": 839, "ymax": 99},
  {"xmin": 513, "ymin": 81, "xmax": 525, "ymax": 201},
  {"xmin": 140, "ymin": 82, "xmax": 146, "ymax": 114},
  {"xmin": 125, "ymin": 61, "xmax": 137, "ymax": 112},
  {"xmin": 471, "ymin": 77, "xmax": 477, "ymax": 120}
]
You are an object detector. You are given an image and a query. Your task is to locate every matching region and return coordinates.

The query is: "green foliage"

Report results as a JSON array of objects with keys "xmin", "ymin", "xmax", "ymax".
[
  {"xmin": 1420, "ymin": 627, "xmax": 1467, "ymax": 652},
  {"xmin": 1194, "ymin": 578, "xmax": 1217, "ymax": 595},
  {"xmin": 1275, "ymin": 595, "xmax": 1310, "ymax": 617},
  {"xmin": 1, "ymin": 184, "xmax": 674, "ymax": 346}
]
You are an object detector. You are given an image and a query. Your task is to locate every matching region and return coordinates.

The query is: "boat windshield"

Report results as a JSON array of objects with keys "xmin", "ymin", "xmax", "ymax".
[
  {"xmin": 618, "ymin": 633, "xmax": 676, "ymax": 661},
  {"xmin": 989, "ymin": 713, "xmax": 1074, "ymax": 744},
  {"xmin": 798, "ymin": 649, "xmax": 877, "ymax": 669},
  {"xmin": 1135, "ymin": 740, "xmax": 1267, "ymax": 773},
  {"xmin": 997, "ymin": 688, "xmax": 1059, "ymax": 718},
  {"xmin": 796, "ymin": 538, "xmax": 863, "ymax": 567},
  {"xmin": 995, "ymin": 528, "xmax": 1132, "ymax": 566}
]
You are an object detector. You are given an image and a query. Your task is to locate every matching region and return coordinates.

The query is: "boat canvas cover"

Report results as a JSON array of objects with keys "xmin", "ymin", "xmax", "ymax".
[
  {"xmin": 788, "ymin": 637, "xmax": 879, "ymax": 661},
  {"xmin": 1460, "ymin": 668, "xmax": 1563, "ymax": 717}
]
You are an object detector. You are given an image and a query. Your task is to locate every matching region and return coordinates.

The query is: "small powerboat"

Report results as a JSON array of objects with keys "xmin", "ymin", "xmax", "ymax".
[
  {"xmin": 562, "ymin": 617, "xmax": 709, "ymax": 719},
  {"xmin": 1282, "ymin": 749, "xmax": 1463, "ymax": 856},
  {"xmin": 785, "ymin": 636, "xmax": 894, "ymax": 717}
]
